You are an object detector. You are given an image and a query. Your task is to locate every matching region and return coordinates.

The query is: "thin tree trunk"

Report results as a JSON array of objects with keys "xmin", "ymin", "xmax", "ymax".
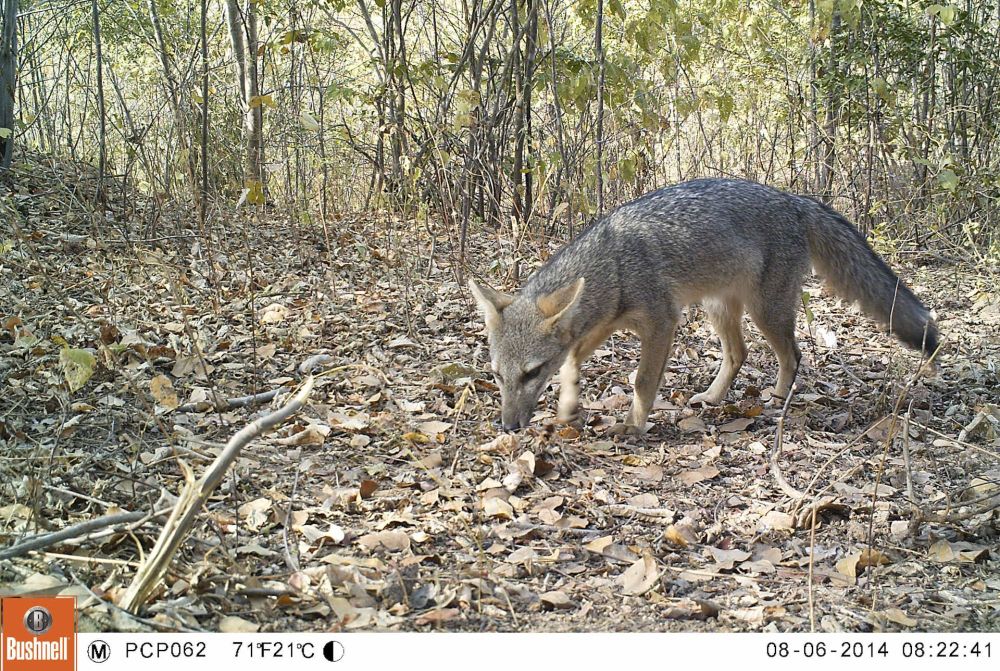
[
  {"xmin": 27, "ymin": 25, "xmax": 47, "ymax": 154},
  {"xmin": 808, "ymin": 0, "xmax": 820, "ymax": 192},
  {"xmin": 522, "ymin": 0, "xmax": 537, "ymax": 224},
  {"xmin": 595, "ymin": 0, "xmax": 605, "ymax": 215},
  {"xmin": 511, "ymin": 0, "xmax": 524, "ymax": 229},
  {"xmin": 225, "ymin": 1, "xmax": 262, "ymax": 184},
  {"xmin": 91, "ymin": 0, "xmax": 107, "ymax": 203},
  {"xmin": 391, "ymin": 0, "xmax": 406, "ymax": 191},
  {"xmin": 354, "ymin": 0, "xmax": 387, "ymax": 195},
  {"xmin": 198, "ymin": 0, "xmax": 220, "ymax": 301},
  {"xmin": 200, "ymin": 0, "xmax": 209, "ymax": 206},
  {"xmin": 149, "ymin": 0, "xmax": 198, "ymax": 202},
  {"xmin": 917, "ymin": 20, "xmax": 937, "ymax": 201},
  {"xmin": 820, "ymin": 7, "xmax": 841, "ymax": 201},
  {"xmin": 486, "ymin": 5, "xmax": 519, "ymax": 229},
  {"xmin": 224, "ymin": 0, "xmax": 247, "ymax": 103},
  {"xmin": 459, "ymin": 0, "xmax": 490, "ymax": 262},
  {"xmin": 245, "ymin": 1, "xmax": 262, "ymax": 183},
  {"xmin": 542, "ymin": 0, "xmax": 570, "ymax": 232},
  {"xmin": 26, "ymin": 13, "xmax": 52, "ymax": 154},
  {"xmin": 0, "ymin": 0, "xmax": 16, "ymax": 171}
]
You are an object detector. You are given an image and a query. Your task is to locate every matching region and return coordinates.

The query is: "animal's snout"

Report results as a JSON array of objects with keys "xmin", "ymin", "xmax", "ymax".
[{"xmin": 500, "ymin": 391, "xmax": 538, "ymax": 432}]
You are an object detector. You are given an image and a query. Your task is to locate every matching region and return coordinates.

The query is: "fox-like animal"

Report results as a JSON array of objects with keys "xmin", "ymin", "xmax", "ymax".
[{"xmin": 470, "ymin": 178, "xmax": 939, "ymax": 432}]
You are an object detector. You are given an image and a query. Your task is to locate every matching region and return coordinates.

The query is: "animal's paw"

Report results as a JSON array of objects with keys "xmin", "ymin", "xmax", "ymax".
[
  {"xmin": 764, "ymin": 394, "xmax": 790, "ymax": 409},
  {"xmin": 689, "ymin": 391, "xmax": 722, "ymax": 406},
  {"xmin": 608, "ymin": 422, "xmax": 648, "ymax": 437},
  {"xmin": 550, "ymin": 415, "xmax": 583, "ymax": 435},
  {"xmin": 556, "ymin": 410, "xmax": 581, "ymax": 426},
  {"xmin": 760, "ymin": 384, "xmax": 796, "ymax": 409},
  {"xmin": 919, "ymin": 358, "xmax": 939, "ymax": 379}
]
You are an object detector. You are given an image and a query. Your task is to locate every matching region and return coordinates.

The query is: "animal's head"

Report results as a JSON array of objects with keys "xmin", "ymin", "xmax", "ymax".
[{"xmin": 469, "ymin": 277, "xmax": 585, "ymax": 430}]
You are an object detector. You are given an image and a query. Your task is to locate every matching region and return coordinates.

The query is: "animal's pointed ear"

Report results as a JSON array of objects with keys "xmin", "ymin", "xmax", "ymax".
[
  {"xmin": 469, "ymin": 278, "xmax": 514, "ymax": 332},
  {"xmin": 538, "ymin": 277, "xmax": 585, "ymax": 333}
]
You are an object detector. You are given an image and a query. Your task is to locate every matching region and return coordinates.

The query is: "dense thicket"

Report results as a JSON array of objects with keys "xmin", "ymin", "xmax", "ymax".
[{"xmin": 5, "ymin": 0, "xmax": 999, "ymax": 257}]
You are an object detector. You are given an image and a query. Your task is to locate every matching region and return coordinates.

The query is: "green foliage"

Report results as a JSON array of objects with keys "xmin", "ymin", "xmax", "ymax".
[
  {"xmin": 937, "ymin": 168, "xmax": 959, "ymax": 192},
  {"xmin": 13, "ymin": 0, "xmax": 1000, "ymax": 253},
  {"xmin": 326, "ymin": 82, "xmax": 360, "ymax": 103},
  {"xmin": 801, "ymin": 292, "xmax": 814, "ymax": 326},
  {"xmin": 926, "ymin": 4, "xmax": 957, "ymax": 26},
  {"xmin": 715, "ymin": 92, "xmax": 734, "ymax": 123},
  {"xmin": 308, "ymin": 29, "xmax": 349, "ymax": 54}
]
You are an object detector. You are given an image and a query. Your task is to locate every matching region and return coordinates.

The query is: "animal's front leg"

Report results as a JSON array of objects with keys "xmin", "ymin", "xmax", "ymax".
[
  {"xmin": 557, "ymin": 354, "xmax": 580, "ymax": 423},
  {"xmin": 556, "ymin": 323, "xmax": 616, "ymax": 425},
  {"xmin": 624, "ymin": 329, "xmax": 676, "ymax": 433}
]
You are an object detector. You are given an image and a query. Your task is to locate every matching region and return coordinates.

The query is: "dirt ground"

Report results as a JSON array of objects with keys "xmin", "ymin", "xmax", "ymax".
[{"xmin": 2, "ymin": 161, "xmax": 999, "ymax": 633}]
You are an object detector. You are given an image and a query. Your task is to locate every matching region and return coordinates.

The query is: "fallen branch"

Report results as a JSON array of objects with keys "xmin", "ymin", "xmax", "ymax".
[
  {"xmin": 866, "ymin": 342, "xmax": 944, "ymax": 549},
  {"xmin": 119, "ymin": 376, "xmax": 315, "ymax": 613},
  {"xmin": 606, "ymin": 504, "xmax": 678, "ymax": 523},
  {"xmin": 66, "ymin": 567, "xmax": 202, "ymax": 633},
  {"xmin": 298, "ymin": 354, "xmax": 336, "ymax": 374},
  {"xmin": 0, "ymin": 507, "xmax": 170, "ymax": 561},
  {"xmin": 916, "ymin": 490, "xmax": 1000, "ymax": 524},
  {"xmin": 908, "ymin": 419, "xmax": 1000, "ymax": 462},
  {"xmin": 508, "ymin": 520, "xmax": 605, "ymax": 538},
  {"xmin": 175, "ymin": 387, "xmax": 283, "ymax": 413},
  {"xmin": 770, "ymin": 383, "xmax": 804, "ymax": 499},
  {"xmin": 173, "ymin": 360, "xmax": 378, "ymax": 414}
]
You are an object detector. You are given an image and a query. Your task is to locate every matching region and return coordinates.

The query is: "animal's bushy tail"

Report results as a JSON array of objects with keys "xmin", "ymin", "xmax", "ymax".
[{"xmin": 805, "ymin": 201, "xmax": 939, "ymax": 356}]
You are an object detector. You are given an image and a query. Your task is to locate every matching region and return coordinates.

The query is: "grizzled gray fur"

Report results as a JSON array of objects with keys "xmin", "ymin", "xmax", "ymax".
[{"xmin": 470, "ymin": 178, "xmax": 939, "ymax": 432}]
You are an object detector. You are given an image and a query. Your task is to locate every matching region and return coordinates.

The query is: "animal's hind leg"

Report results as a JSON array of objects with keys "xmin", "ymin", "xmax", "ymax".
[
  {"xmin": 747, "ymin": 292, "xmax": 801, "ymax": 401},
  {"xmin": 691, "ymin": 297, "xmax": 747, "ymax": 405}
]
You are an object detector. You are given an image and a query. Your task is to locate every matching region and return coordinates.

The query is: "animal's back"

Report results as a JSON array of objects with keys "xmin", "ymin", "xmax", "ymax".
[
  {"xmin": 526, "ymin": 178, "xmax": 813, "ymax": 311},
  {"xmin": 474, "ymin": 177, "xmax": 937, "ymax": 432}
]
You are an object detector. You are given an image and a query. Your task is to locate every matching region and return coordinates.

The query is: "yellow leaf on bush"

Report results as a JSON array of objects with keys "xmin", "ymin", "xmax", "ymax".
[
  {"xmin": 245, "ymin": 179, "xmax": 265, "ymax": 205},
  {"xmin": 249, "ymin": 94, "xmax": 275, "ymax": 109}
]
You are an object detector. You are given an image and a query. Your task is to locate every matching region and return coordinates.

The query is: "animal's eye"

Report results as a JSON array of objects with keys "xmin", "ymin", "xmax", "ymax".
[
  {"xmin": 522, "ymin": 365, "xmax": 543, "ymax": 382},
  {"xmin": 494, "ymin": 370, "xmax": 504, "ymax": 384}
]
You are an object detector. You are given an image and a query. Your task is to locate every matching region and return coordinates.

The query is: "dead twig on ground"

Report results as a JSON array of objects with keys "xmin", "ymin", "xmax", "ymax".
[
  {"xmin": 770, "ymin": 384, "xmax": 804, "ymax": 499},
  {"xmin": 174, "ymin": 387, "xmax": 284, "ymax": 413},
  {"xmin": 0, "ymin": 506, "xmax": 173, "ymax": 561},
  {"xmin": 119, "ymin": 376, "xmax": 315, "ymax": 613}
]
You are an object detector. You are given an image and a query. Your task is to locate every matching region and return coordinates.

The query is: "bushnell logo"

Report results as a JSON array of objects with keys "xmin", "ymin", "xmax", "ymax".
[
  {"xmin": 1, "ymin": 596, "xmax": 76, "ymax": 671},
  {"xmin": 23, "ymin": 606, "xmax": 54, "ymax": 636}
]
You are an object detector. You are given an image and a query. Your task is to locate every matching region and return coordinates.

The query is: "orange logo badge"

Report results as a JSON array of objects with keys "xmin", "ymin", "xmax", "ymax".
[{"xmin": 1, "ymin": 596, "xmax": 76, "ymax": 671}]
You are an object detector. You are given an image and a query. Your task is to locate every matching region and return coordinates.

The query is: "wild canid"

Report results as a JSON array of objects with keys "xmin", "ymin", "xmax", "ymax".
[{"xmin": 470, "ymin": 178, "xmax": 939, "ymax": 432}]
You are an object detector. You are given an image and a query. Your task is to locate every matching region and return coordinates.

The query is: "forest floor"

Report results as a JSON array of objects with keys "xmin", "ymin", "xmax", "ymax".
[{"xmin": 2, "ymin": 157, "xmax": 999, "ymax": 633}]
